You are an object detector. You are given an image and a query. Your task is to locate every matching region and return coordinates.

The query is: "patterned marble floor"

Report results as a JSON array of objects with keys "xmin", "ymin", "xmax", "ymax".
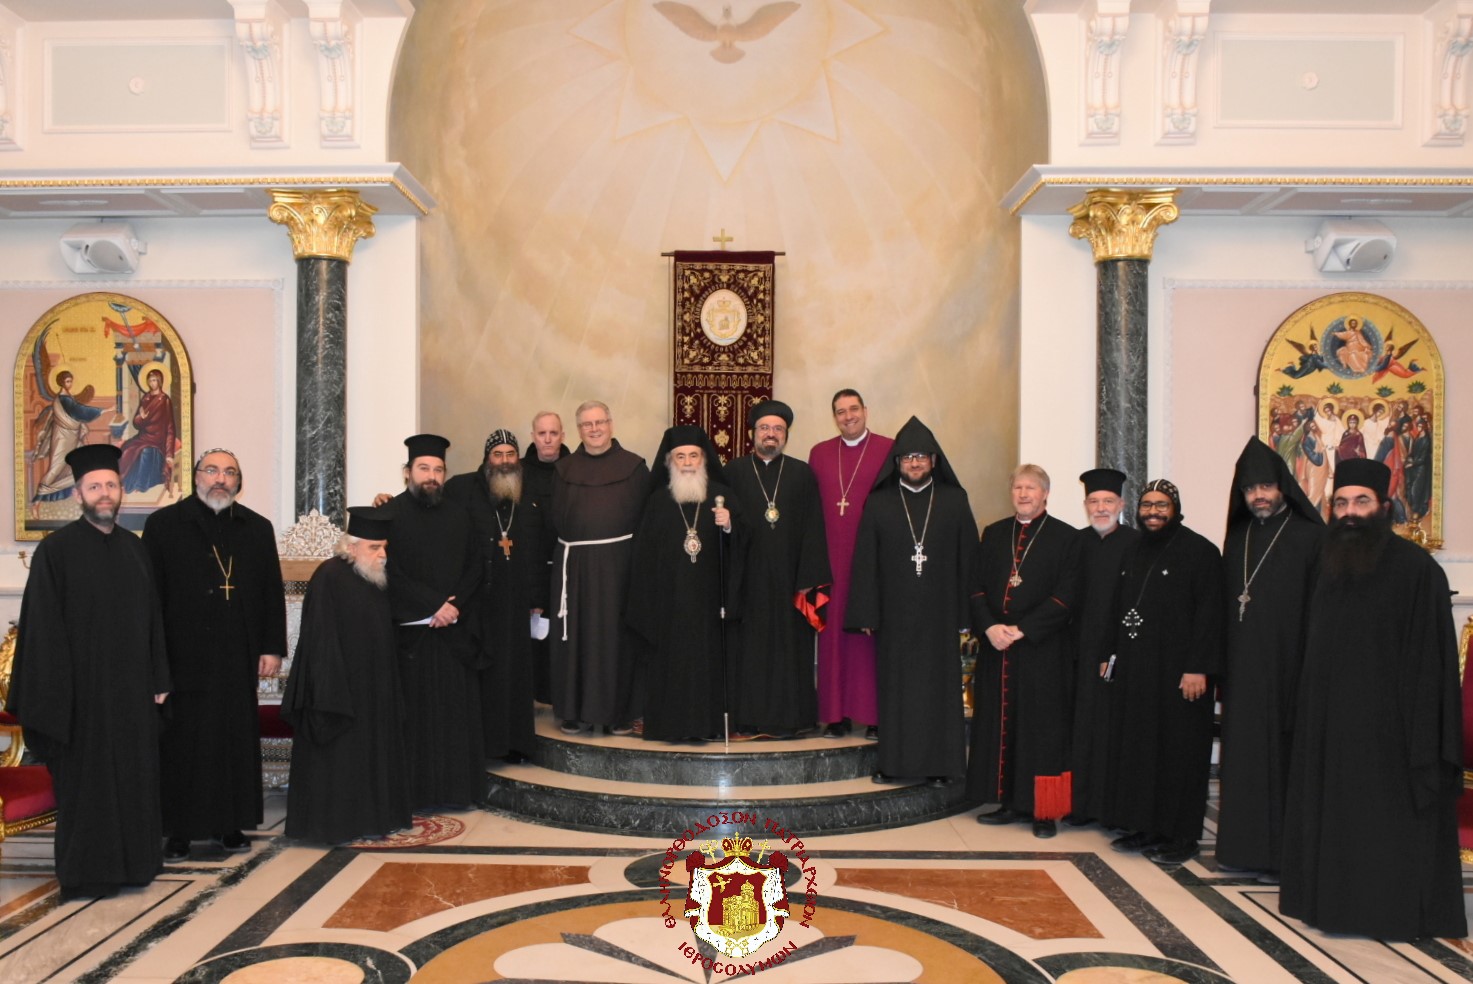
[{"xmin": 1, "ymin": 782, "xmax": 1469, "ymax": 982}]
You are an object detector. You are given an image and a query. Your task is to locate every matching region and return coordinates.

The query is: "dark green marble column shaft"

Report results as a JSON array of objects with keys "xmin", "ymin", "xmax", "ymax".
[
  {"xmin": 294, "ymin": 256, "xmax": 348, "ymax": 527},
  {"xmin": 1097, "ymin": 257, "xmax": 1148, "ymax": 505}
]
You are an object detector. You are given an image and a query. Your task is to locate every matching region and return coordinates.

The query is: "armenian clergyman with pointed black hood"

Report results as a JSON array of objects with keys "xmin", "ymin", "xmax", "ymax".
[
  {"xmin": 1216, "ymin": 437, "xmax": 1323, "ymax": 879},
  {"xmin": 1280, "ymin": 458, "xmax": 1465, "ymax": 941},
  {"xmin": 626, "ymin": 426, "xmax": 744, "ymax": 743},
  {"xmin": 846, "ymin": 417, "xmax": 979, "ymax": 786}
]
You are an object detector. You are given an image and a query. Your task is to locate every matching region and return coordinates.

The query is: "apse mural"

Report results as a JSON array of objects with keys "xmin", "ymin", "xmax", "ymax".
[{"xmin": 390, "ymin": 0, "xmax": 1046, "ymax": 512}]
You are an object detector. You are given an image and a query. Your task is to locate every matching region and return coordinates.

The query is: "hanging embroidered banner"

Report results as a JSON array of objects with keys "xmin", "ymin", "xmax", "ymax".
[{"xmin": 671, "ymin": 250, "xmax": 776, "ymax": 464}]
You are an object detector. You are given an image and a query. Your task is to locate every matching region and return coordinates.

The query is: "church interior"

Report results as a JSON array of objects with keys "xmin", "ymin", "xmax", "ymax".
[{"xmin": 1, "ymin": 1, "xmax": 1471, "ymax": 981}]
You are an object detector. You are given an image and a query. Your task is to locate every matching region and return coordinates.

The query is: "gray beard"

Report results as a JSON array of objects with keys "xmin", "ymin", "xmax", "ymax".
[
  {"xmin": 1090, "ymin": 516, "xmax": 1119, "ymax": 535},
  {"xmin": 198, "ymin": 489, "xmax": 236, "ymax": 513},
  {"xmin": 488, "ymin": 465, "xmax": 523, "ymax": 503},
  {"xmin": 353, "ymin": 557, "xmax": 388, "ymax": 589},
  {"xmin": 669, "ymin": 469, "xmax": 708, "ymax": 505}
]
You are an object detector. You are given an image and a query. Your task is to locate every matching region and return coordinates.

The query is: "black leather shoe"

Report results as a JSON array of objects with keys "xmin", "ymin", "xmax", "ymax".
[
  {"xmin": 216, "ymin": 831, "xmax": 250, "ymax": 854},
  {"xmin": 1032, "ymin": 819, "xmax": 1058, "ymax": 839},
  {"xmin": 163, "ymin": 836, "xmax": 190, "ymax": 863},
  {"xmin": 864, "ymin": 726, "xmax": 879, "ymax": 741},
  {"xmin": 1062, "ymin": 814, "xmax": 1092, "ymax": 827},
  {"xmin": 926, "ymin": 776, "xmax": 948, "ymax": 787},
  {"xmin": 1144, "ymin": 839, "xmax": 1198, "ymax": 865},
  {"xmin": 822, "ymin": 722, "xmax": 846, "ymax": 739},
  {"xmin": 1255, "ymin": 872, "xmax": 1280, "ymax": 885},
  {"xmin": 502, "ymin": 751, "xmax": 529, "ymax": 765},
  {"xmin": 975, "ymin": 808, "xmax": 1024, "ymax": 825},
  {"xmin": 871, "ymin": 771, "xmax": 892, "ymax": 784},
  {"xmin": 1110, "ymin": 831, "xmax": 1167, "ymax": 853}
]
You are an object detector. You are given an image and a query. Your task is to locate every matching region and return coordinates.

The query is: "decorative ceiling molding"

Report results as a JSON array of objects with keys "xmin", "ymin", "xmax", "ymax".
[
  {"xmin": 1426, "ymin": 1, "xmax": 1473, "ymax": 145},
  {"xmin": 308, "ymin": 0, "xmax": 360, "ymax": 148},
  {"xmin": 1005, "ymin": 165, "xmax": 1473, "ymax": 218},
  {"xmin": 229, "ymin": 0, "xmax": 290, "ymax": 148},
  {"xmin": 1083, "ymin": 0, "xmax": 1132, "ymax": 144},
  {"xmin": 0, "ymin": 5, "xmax": 20, "ymax": 151},
  {"xmin": 1159, "ymin": 0, "xmax": 1210, "ymax": 144},
  {"xmin": 0, "ymin": 164, "xmax": 434, "ymax": 218}
]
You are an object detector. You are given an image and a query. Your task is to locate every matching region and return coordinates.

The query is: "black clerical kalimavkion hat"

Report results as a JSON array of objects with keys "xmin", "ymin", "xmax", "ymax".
[
  {"xmin": 404, "ymin": 433, "xmax": 450, "ymax": 463},
  {"xmin": 648, "ymin": 425, "xmax": 724, "ymax": 491},
  {"xmin": 66, "ymin": 443, "xmax": 122, "ymax": 483},
  {"xmin": 747, "ymin": 399, "xmax": 793, "ymax": 430},
  {"xmin": 1333, "ymin": 457, "xmax": 1391, "ymax": 500},
  {"xmin": 1079, "ymin": 467, "xmax": 1127, "ymax": 496},
  {"xmin": 346, "ymin": 506, "xmax": 393, "ymax": 541}
]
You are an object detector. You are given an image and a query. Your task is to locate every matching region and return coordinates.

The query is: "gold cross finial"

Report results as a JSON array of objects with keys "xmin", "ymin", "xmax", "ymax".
[{"xmin": 712, "ymin": 228, "xmax": 734, "ymax": 250}]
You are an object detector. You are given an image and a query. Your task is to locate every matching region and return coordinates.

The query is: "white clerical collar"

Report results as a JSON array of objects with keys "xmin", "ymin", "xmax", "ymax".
[
  {"xmin": 899, "ymin": 478, "xmax": 933, "ymax": 493},
  {"xmin": 842, "ymin": 430, "xmax": 870, "ymax": 447}
]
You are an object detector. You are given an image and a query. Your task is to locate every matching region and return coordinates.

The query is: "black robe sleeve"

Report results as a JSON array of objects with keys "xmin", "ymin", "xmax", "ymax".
[
  {"xmin": 281, "ymin": 562, "xmax": 357, "ymax": 745},
  {"xmin": 844, "ymin": 493, "xmax": 883, "ymax": 633}
]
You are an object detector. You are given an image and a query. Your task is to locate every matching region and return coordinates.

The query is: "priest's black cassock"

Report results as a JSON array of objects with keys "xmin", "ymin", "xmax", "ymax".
[
  {"xmin": 144, "ymin": 495, "xmax": 286, "ymax": 840},
  {"xmin": 1102, "ymin": 512, "xmax": 1224, "ymax": 843},
  {"xmin": 846, "ymin": 418, "xmax": 979, "ymax": 780},
  {"xmin": 1216, "ymin": 438, "xmax": 1323, "ymax": 873},
  {"xmin": 10, "ymin": 518, "xmax": 171, "ymax": 898},
  {"xmin": 722, "ymin": 451, "xmax": 830, "ymax": 735},
  {"xmin": 626, "ymin": 428, "xmax": 745, "ymax": 742},
  {"xmin": 523, "ymin": 442, "xmax": 569, "ymax": 703},
  {"xmin": 548, "ymin": 440, "xmax": 650, "ymax": 728},
  {"xmin": 385, "ymin": 489, "xmax": 486, "ymax": 808},
  {"xmin": 1071, "ymin": 520, "xmax": 1137, "ymax": 822},
  {"xmin": 1280, "ymin": 524, "xmax": 1465, "ymax": 940},
  {"xmin": 283, "ymin": 556, "xmax": 411, "ymax": 843},
  {"xmin": 967, "ymin": 511, "xmax": 1081, "ymax": 818},
  {"xmin": 445, "ymin": 464, "xmax": 547, "ymax": 759}
]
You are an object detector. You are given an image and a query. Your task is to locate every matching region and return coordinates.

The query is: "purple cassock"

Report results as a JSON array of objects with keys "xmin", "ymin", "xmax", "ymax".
[{"xmin": 806, "ymin": 430, "xmax": 894, "ymax": 727}]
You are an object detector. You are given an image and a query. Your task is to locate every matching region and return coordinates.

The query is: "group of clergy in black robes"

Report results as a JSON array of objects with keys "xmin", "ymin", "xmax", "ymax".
[
  {"xmin": 1208, "ymin": 443, "xmax": 1463, "ymax": 941},
  {"xmin": 9, "ymin": 445, "xmax": 290, "ymax": 897},
  {"xmin": 1054, "ymin": 444, "xmax": 1464, "ymax": 942}
]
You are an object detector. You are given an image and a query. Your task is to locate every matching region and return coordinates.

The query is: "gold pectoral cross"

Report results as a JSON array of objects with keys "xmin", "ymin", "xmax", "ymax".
[
  {"xmin": 499, "ymin": 534, "xmax": 513, "ymax": 558},
  {"xmin": 837, "ymin": 496, "xmax": 849, "ymax": 516},
  {"xmin": 211, "ymin": 546, "xmax": 234, "ymax": 601}
]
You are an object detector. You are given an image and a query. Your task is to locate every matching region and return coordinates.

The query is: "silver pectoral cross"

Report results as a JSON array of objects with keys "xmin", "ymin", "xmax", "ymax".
[
  {"xmin": 911, "ymin": 542, "xmax": 927, "ymax": 577},
  {"xmin": 1237, "ymin": 591, "xmax": 1250, "ymax": 621}
]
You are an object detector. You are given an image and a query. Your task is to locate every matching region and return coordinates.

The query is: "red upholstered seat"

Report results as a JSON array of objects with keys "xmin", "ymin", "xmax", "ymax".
[
  {"xmin": 258, "ymin": 703, "xmax": 294, "ymax": 739},
  {"xmin": 0, "ymin": 765, "xmax": 56, "ymax": 822},
  {"xmin": 0, "ymin": 711, "xmax": 18, "ymax": 726}
]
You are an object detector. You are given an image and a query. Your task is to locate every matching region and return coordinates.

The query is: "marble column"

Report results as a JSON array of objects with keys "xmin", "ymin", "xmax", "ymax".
[
  {"xmin": 1067, "ymin": 189, "xmax": 1179, "ymax": 504},
  {"xmin": 267, "ymin": 189, "xmax": 377, "ymax": 527}
]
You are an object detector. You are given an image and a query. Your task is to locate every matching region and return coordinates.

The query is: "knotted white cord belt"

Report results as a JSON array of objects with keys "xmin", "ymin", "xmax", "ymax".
[{"xmin": 556, "ymin": 534, "xmax": 634, "ymax": 641}]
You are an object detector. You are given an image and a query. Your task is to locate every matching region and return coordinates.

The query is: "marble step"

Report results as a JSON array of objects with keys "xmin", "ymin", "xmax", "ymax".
[
  {"xmin": 530, "ymin": 730, "xmax": 880, "ymax": 785},
  {"xmin": 481, "ymin": 761, "xmax": 971, "ymax": 836}
]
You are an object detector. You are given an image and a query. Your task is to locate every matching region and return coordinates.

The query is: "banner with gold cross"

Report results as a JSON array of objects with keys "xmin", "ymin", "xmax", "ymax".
[{"xmin": 671, "ymin": 250, "xmax": 776, "ymax": 464}]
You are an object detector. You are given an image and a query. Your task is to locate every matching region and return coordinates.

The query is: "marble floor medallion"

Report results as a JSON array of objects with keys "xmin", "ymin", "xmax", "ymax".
[{"xmin": 344, "ymin": 814, "xmax": 466, "ymax": 850}]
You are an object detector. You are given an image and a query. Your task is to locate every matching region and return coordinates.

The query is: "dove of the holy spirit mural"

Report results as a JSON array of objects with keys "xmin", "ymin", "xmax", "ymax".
[{"xmin": 653, "ymin": 1, "xmax": 800, "ymax": 62}]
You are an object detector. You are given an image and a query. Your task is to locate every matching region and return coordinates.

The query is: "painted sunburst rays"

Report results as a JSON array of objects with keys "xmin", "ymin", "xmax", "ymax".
[{"xmin": 574, "ymin": 0, "xmax": 884, "ymax": 179}]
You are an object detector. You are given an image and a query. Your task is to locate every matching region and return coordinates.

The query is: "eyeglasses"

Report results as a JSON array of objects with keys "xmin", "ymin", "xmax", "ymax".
[
  {"xmin": 577, "ymin": 418, "xmax": 610, "ymax": 430},
  {"xmin": 198, "ymin": 466, "xmax": 240, "ymax": 479},
  {"xmin": 900, "ymin": 453, "xmax": 931, "ymax": 462},
  {"xmin": 1139, "ymin": 501, "xmax": 1173, "ymax": 513}
]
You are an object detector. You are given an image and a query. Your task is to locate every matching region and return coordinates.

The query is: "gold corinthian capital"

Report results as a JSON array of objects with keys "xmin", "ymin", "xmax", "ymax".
[
  {"xmin": 1067, "ymin": 189, "xmax": 1179, "ymax": 262},
  {"xmin": 267, "ymin": 189, "xmax": 377, "ymax": 261}
]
